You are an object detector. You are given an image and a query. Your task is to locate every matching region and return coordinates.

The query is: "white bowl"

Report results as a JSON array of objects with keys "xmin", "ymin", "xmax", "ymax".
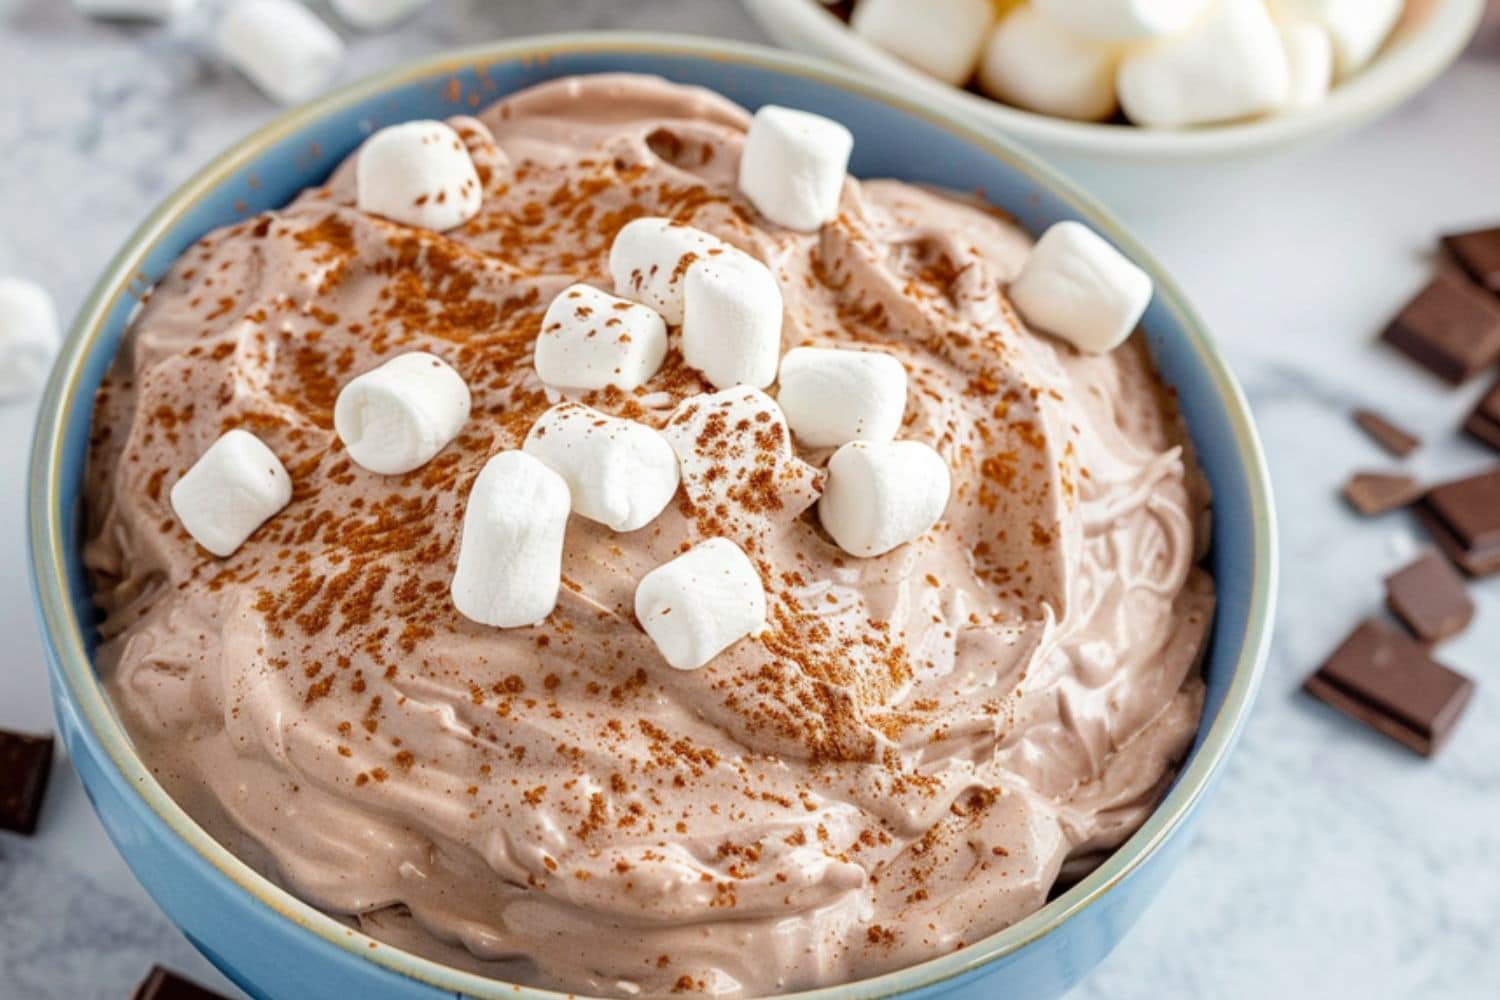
[{"xmin": 741, "ymin": 0, "xmax": 1486, "ymax": 162}]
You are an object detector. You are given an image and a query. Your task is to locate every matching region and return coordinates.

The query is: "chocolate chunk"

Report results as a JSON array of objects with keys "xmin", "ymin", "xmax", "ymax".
[
  {"xmin": 1443, "ymin": 226, "xmax": 1500, "ymax": 295},
  {"xmin": 1463, "ymin": 378, "xmax": 1500, "ymax": 452},
  {"xmin": 1419, "ymin": 466, "xmax": 1500, "ymax": 575},
  {"xmin": 132, "ymin": 966, "xmax": 232, "ymax": 1000},
  {"xmin": 0, "ymin": 729, "xmax": 53, "ymax": 835},
  {"xmin": 1381, "ymin": 273, "xmax": 1500, "ymax": 384},
  {"xmin": 1353, "ymin": 408, "xmax": 1420, "ymax": 457},
  {"xmin": 1384, "ymin": 551, "xmax": 1474, "ymax": 644},
  {"xmin": 1342, "ymin": 471, "xmax": 1423, "ymax": 516},
  {"xmin": 1304, "ymin": 620, "xmax": 1474, "ymax": 756}
]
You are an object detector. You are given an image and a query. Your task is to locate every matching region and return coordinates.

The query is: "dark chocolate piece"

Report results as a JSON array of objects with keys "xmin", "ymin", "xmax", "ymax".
[
  {"xmin": 1303, "ymin": 620, "xmax": 1474, "ymax": 756},
  {"xmin": 1381, "ymin": 273, "xmax": 1500, "ymax": 384},
  {"xmin": 0, "ymin": 729, "xmax": 53, "ymax": 835},
  {"xmin": 1463, "ymin": 378, "xmax": 1500, "ymax": 452},
  {"xmin": 1353, "ymin": 408, "xmax": 1420, "ymax": 457},
  {"xmin": 1384, "ymin": 551, "xmax": 1474, "ymax": 644},
  {"xmin": 1342, "ymin": 471, "xmax": 1423, "ymax": 516},
  {"xmin": 1443, "ymin": 226, "xmax": 1500, "ymax": 295},
  {"xmin": 1420, "ymin": 466, "xmax": 1500, "ymax": 576},
  {"xmin": 132, "ymin": 966, "xmax": 232, "ymax": 1000}
]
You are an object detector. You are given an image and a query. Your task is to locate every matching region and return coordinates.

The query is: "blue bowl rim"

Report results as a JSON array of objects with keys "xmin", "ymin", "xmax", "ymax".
[{"xmin": 26, "ymin": 31, "xmax": 1278, "ymax": 1000}]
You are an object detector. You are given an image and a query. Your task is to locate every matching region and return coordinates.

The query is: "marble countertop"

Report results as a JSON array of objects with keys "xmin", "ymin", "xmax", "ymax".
[{"xmin": 2, "ymin": 2, "xmax": 1497, "ymax": 997}]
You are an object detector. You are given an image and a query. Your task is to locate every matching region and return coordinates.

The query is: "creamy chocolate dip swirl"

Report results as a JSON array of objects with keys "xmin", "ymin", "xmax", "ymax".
[{"xmin": 85, "ymin": 74, "xmax": 1213, "ymax": 997}]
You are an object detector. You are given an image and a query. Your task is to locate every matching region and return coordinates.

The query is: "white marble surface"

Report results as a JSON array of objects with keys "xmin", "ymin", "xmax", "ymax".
[{"xmin": 2, "ymin": 2, "xmax": 1498, "ymax": 998}]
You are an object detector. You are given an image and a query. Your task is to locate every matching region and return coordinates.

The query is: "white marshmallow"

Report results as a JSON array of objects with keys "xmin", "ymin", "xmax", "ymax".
[
  {"xmin": 216, "ymin": 0, "xmax": 345, "ymax": 107},
  {"xmin": 1117, "ymin": 0, "xmax": 1291, "ymax": 128},
  {"xmin": 634, "ymin": 538, "xmax": 766, "ymax": 670},
  {"xmin": 329, "ymin": 0, "xmax": 428, "ymax": 30},
  {"xmin": 523, "ymin": 403, "xmax": 680, "ymax": 533},
  {"xmin": 72, "ymin": 0, "xmax": 196, "ymax": 19},
  {"xmin": 776, "ymin": 347, "xmax": 907, "ymax": 448},
  {"xmin": 1275, "ymin": 0, "xmax": 1401, "ymax": 79},
  {"xmin": 818, "ymin": 440, "xmax": 951, "ymax": 558},
  {"xmin": 681, "ymin": 248, "xmax": 784, "ymax": 390},
  {"xmin": 169, "ymin": 430, "xmax": 292, "ymax": 558},
  {"xmin": 609, "ymin": 217, "xmax": 725, "ymax": 325},
  {"xmin": 737, "ymin": 105, "xmax": 853, "ymax": 232},
  {"xmin": 533, "ymin": 283, "xmax": 668, "ymax": 392},
  {"xmin": 1032, "ymin": 0, "xmax": 1209, "ymax": 42},
  {"xmin": 1009, "ymin": 221, "xmax": 1152, "ymax": 355},
  {"xmin": 850, "ymin": 0, "xmax": 996, "ymax": 85},
  {"xmin": 450, "ymin": 450, "xmax": 570, "ymax": 629},
  {"xmin": 0, "ymin": 277, "xmax": 61, "ymax": 400},
  {"xmin": 978, "ymin": 7, "xmax": 1121, "ymax": 123},
  {"xmin": 356, "ymin": 120, "xmax": 483, "ymax": 232},
  {"xmin": 333, "ymin": 351, "xmax": 470, "ymax": 475},
  {"xmin": 1278, "ymin": 18, "xmax": 1334, "ymax": 109}
]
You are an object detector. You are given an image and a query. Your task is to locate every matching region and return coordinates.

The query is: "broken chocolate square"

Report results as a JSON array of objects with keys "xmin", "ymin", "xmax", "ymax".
[
  {"xmin": 1381, "ymin": 273, "xmax": 1500, "ymax": 384},
  {"xmin": 1463, "ymin": 378, "xmax": 1500, "ymax": 453},
  {"xmin": 1420, "ymin": 466, "xmax": 1500, "ymax": 576},
  {"xmin": 1343, "ymin": 471, "xmax": 1424, "ymax": 516},
  {"xmin": 1384, "ymin": 551, "xmax": 1475, "ymax": 644},
  {"xmin": 1353, "ymin": 408, "xmax": 1420, "ymax": 457},
  {"xmin": 1443, "ymin": 226, "xmax": 1500, "ymax": 296},
  {"xmin": 0, "ymin": 729, "xmax": 54, "ymax": 835}
]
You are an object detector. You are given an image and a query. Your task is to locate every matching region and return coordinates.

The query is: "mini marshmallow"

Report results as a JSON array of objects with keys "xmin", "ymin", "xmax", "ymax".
[
  {"xmin": 169, "ymin": 430, "xmax": 292, "ymax": 557},
  {"xmin": 818, "ymin": 440, "xmax": 951, "ymax": 558},
  {"xmin": 523, "ymin": 402, "xmax": 680, "ymax": 533},
  {"xmin": 329, "ymin": 0, "xmax": 428, "ymax": 30},
  {"xmin": 635, "ymin": 538, "xmax": 766, "ymax": 671},
  {"xmin": 978, "ymin": 7, "xmax": 1121, "ymax": 123},
  {"xmin": 681, "ymin": 248, "xmax": 784, "ymax": 390},
  {"xmin": 1032, "ymin": 0, "xmax": 1208, "ymax": 42},
  {"xmin": 1008, "ymin": 221, "xmax": 1152, "ymax": 355},
  {"xmin": 737, "ymin": 105, "xmax": 853, "ymax": 232},
  {"xmin": 216, "ymin": 0, "xmax": 345, "ymax": 107},
  {"xmin": 1278, "ymin": 18, "xmax": 1334, "ymax": 109},
  {"xmin": 356, "ymin": 120, "xmax": 483, "ymax": 232},
  {"xmin": 334, "ymin": 351, "xmax": 470, "ymax": 475},
  {"xmin": 450, "ymin": 450, "xmax": 570, "ymax": 629},
  {"xmin": 1276, "ymin": 0, "xmax": 1402, "ymax": 79},
  {"xmin": 533, "ymin": 283, "xmax": 668, "ymax": 392},
  {"xmin": 1117, "ymin": 0, "xmax": 1291, "ymax": 128},
  {"xmin": 777, "ymin": 347, "xmax": 907, "ymax": 448},
  {"xmin": 609, "ymin": 217, "xmax": 725, "ymax": 325},
  {"xmin": 850, "ymin": 0, "xmax": 996, "ymax": 85},
  {"xmin": 0, "ymin": 277, "xmax": 61, "ymax": 400},
  {"xmin": 72, "ymin": 0, "xmax": 196, "ymax": 19}
]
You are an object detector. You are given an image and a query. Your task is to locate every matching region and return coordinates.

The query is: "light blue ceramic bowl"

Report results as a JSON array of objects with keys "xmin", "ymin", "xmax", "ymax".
[{"xmin": 27, "ymin": 32, "xmax": 1275, "ymax": 1000}]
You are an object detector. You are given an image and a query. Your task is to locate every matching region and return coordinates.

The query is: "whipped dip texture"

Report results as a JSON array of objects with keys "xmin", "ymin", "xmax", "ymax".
[{"xmin": 85, "ymin": 74, "xmax": 1213, "ymax": 997}]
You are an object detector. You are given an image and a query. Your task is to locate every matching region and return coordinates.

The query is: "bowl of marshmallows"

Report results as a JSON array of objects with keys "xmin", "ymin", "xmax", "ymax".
[{"xmin": 741, "ymin": 0, "xmax": 1487, "ymax": 160}]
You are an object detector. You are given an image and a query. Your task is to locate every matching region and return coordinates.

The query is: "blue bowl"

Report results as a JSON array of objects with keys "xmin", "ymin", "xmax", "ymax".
[{"xmin": 26, "ymin": 32, "xmax": 1276, "ymax": 1000}]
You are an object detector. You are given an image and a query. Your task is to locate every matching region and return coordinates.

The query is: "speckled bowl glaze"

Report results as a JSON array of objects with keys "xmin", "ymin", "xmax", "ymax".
[{"xmin": 27, "ymin": 33, "xmax": 1276, "ymax": 1000}]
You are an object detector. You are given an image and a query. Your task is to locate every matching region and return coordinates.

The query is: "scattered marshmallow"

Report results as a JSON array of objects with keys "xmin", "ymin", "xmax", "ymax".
[
  {"xmin": 522, "ymin": 403, "xmax": 680, "ymax": 533},
  {"xmin": 737, "ymin": 105, "xmax": 853, "ymax": 232},
  {"xmin": 169, "ymin": 430, "xmax": 292, "ymax": 557},
  {"xmin": 1278, "ymin": 17, "xmax": 1335, "ymax": 109},
  {"xmin": 609, "ymin": 217, "xmax": 725, "ymax": 325},
  {"xmin": 450, "ymin": 450, "xmax": 570, "ymax": 629},
  {"xmin": 1117, "ymin": 0, "xmax": 1291, "ymax": 128},
  {"xmin": 850, "ymin": 0, "xmax": 996, "ymax": 85},
  {"xmin": 681, "ymin": 248, "xmax": 784, "ymax": 390},
  {"xmin": 0, "ymin": 277, "xmax": 61, "ymax": 400},
  {"xmin": 978, "ymin": 7, "xmax": 1121, "ymax": 123},
  {"xmin": 356, "ymin": 120, "xmax": 483, "ymax": 232},
  {"xmin": 1277, "ymin": 0, "xmax": 1402, "ymax": 79},
  {"xmin": 1009, "ymin": 221, "xmax": 1152, "ymax": 355},
  {"xmin": 533, "ymin": 283, "xmax": 668, "ymax": 392},
  {"xmin": 776, "ymin": 347, "xmax": 907, "ymax": 448},
  {"xmin": 72, "ymin": 0, "xmax": 196, "ymax": 19},
  {"xmin": 818, "ymin": 440, "xmax": 951, "ymax": 558},
  {"xmin": 1032, "ymin": 0, "xmax": 1208, "ymax": 42},
  {"xmin": 333, "ymin": 351, "xmax": 470, "ymax": 475},
  {"xmin": 329, "ymin": 0, "xmax": 429, "ymax": 30},
  {"xmin": 634, "ymin": 538, "xmax": 766, "ymax": 670},
  {"xmin": 215, "ymin": 0, "xmax": 345, "ymax": 107}
]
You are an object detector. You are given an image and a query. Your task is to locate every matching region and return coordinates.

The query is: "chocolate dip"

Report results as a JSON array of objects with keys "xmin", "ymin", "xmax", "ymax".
[{"xmin": 85, "ymin": 74, "xmax": 1213, "ymax": 997}]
